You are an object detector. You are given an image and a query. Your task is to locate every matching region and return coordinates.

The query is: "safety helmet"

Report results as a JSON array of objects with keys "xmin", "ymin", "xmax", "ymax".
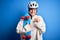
[{"xmin": 28, "ymin": 1, "xmax": 39, "ymax": 8}]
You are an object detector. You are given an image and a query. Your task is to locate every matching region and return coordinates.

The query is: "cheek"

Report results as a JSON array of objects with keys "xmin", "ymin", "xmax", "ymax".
[
  {"xmin": 29, "ymin": 10, "xmax": 32, "ymax": 15},
  {"xmin": 34, "ymin": 11, "xmax": 36, "ymax": 13},
  {"xmin": 33, "ymin": 10, "xmax": 36, "ymax": 15},
  {"xmin": 30, "ymin": 10, "xmax": 32, "ymax": 13}
]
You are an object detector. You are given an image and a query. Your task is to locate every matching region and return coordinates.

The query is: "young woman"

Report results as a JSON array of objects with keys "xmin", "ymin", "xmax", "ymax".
[{"xmin": 16, "ymin": 1, "xmax": 46, "ymax": 40}]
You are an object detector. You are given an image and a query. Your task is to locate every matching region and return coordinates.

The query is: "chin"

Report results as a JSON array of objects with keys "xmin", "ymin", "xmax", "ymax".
[{"xmin": 31, "ymin": 15, "xmax": 35, "ymax": 16}]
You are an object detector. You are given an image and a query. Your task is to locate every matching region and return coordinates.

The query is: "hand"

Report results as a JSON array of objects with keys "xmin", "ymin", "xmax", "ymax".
[
  {"xmin": 33, "ymin": 17, "xmax": 40, "ymax": 22},
  {"xmin": 29, "ymin": 24, "xmax": 34, "ymax": 28},
  {"xmin": 19, "ymin": 32, "xmax": 26, "ymax": 34},
  {"xmin": 39, "ymin": 29, "xmax": 43, "ymax": 35}
]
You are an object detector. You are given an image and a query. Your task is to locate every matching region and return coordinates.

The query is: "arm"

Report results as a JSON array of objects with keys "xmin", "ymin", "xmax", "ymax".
[
  {"xmin": 24, "ymin": 23, "xmax": 34, "ymax": 32},
  {"xmin": 34, "ymin": 16, "xmax": 46, "ymax": 33},
  {"xmin": 16, "ymin": 19, "xmax": 26, "ymax": 34}
]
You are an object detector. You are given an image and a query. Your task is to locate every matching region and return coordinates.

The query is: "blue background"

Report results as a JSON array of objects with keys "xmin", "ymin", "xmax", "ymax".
[{"xmin": 0, "ymin": 0, "xmax": 60, "ymax": 40}]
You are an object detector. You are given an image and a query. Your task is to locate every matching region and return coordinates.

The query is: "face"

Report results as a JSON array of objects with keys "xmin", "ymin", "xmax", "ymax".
[{"xmin": 29, "ymin": 8, "xmax": 37, "ymax": 16}]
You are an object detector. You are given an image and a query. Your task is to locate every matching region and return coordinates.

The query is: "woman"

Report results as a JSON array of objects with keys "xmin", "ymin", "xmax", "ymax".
[{"xmin": 16, "ymin": 1, "xmax": 46, "ymax": 40}]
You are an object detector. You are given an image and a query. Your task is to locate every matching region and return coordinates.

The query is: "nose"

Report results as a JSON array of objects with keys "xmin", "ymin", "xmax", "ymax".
[{"xmin": 32, "ymin": 9, "xmax": 35, "ymax": 13}]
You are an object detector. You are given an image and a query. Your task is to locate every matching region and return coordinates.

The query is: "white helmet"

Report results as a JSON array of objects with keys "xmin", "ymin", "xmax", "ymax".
[{"xmin": 28, "ymin": 1, "xmax": 39, "ymax": 8}]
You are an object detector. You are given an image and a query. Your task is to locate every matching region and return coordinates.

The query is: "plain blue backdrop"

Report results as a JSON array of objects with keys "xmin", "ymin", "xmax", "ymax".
[{"xmin": 0, "ymin": 0, "xmax": 60, "ymax": 40}]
